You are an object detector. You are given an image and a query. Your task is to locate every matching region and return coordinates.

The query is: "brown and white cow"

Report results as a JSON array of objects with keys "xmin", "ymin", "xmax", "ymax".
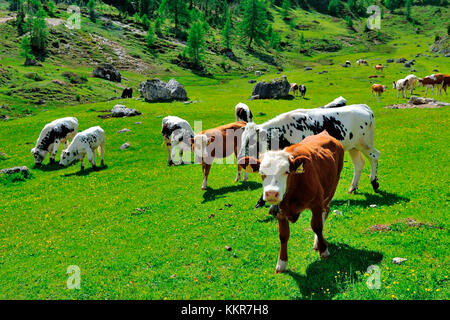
[
  {"xmin": 191, "ymin": 121, "xmax": 247, "ymax": 190},
  {"xmin": 374, "ymin": 64, "xmax": 384, "ymax": 71},
  {"xmin": 238, "ymin": 131, "xmax": 344, "ymax": 272},
  {"xmin": 441, "ymin": 74, "xmax": 450, "ymax": 95},
  {"xmin": 290, "ymin": 83, "xmax": 299, "ymax": 96},
  {"xmin": 371, "ymin": 84, "xmax": 387, "ymax": 101}
]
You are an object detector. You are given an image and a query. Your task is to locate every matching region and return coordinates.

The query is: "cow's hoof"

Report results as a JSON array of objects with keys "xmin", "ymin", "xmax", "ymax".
[
  {"xmin": 348, "ymin": 187, "xmax": 357, "ymax": 194},
  {"xmin": 275, "ymin": 259, "xmax": 287, "ymax": 273},
  {"xmin": 371, "ymin": 179, "xmax": 380, "ymax": 192},
  {"xmin": 201, "ymin": 186, "xmax": 207, "ymax": 190},
  {"xmin": 255, "ymin": 200, "xmax": 266, "ymax": 209},
  {"xmin": 49, "ymin": 159, "xmax": 56, "ymax": 164},
  {"xmin": 168, "ymin": 161, "xmax": 174, "ymax": 166},
  {"xmin": 93, "ymin": 165, "xmax": 99, "ymax": 171},
  {"xmin": 320, "ymin": 249, "xmax": 330, "ymax": 260}
]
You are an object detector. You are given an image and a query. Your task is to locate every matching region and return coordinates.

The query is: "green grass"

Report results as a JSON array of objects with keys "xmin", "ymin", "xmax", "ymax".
[
  {"xmin": 0, "ymin": 3, "xmax": 449, "ymax": 300},
  {"xmin": 0, "ymin": 38, "xmax": 449, "ymax": 299}
]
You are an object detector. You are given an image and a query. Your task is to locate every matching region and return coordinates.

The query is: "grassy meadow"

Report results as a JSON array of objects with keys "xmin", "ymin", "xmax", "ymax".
[{"xmin": 0, "ymin": 2, "xmax": 449, "ymax": 300}]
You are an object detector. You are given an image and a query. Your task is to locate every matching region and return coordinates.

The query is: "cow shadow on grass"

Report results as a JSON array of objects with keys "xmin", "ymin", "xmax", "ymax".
[
  {"xmin": 332, "ymin": 190, "xmax": 410, "ymax": 208},
  {"xmin": 286, "ymin": 242, "xmax": 383, "ymax": 300},
  {"xmin": 202, "ymin": 181, "xmax": 261, "ymax": 203},
  {"xmin": 61, "ymin": 165, "xmax": 109, "ymax": 177},
  {"xmin": 33, "ymin": 162, "xmax": 65, "ymax": 172}
]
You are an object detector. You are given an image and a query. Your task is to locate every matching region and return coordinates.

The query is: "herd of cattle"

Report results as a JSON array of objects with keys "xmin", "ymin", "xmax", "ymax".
[{"xmin": 28, "ymin": 66, "xmax": 447, "ymax": 273}]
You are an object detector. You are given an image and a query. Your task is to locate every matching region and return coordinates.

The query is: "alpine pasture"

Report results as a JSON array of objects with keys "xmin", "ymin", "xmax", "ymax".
[{"xmin": 0, "ymin": 1, "xmax": 449, "ymax": 300}]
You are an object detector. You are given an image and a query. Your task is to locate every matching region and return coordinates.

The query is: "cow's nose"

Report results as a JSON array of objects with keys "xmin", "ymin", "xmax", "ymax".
[{"xmin": 265, "ymin": 191, "xmax": 279, "ymax": 200}]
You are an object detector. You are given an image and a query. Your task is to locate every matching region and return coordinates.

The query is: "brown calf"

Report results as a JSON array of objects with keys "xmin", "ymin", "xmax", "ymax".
[
  {"xmin": 238, "ymin": 131, "xmax": 344, "ymax": 272},
  {"xmin": 290, "ymin": 83, "xmax": 299, "ymax": 96},
  {"xmin": 192, "ymin": 121, "xmax": 247, "ymax": 190},
  {"xmin": 374, "ymin": 64, "xmax": 384, "ymax": 71},
  {"xmin": 371, "ymin": 84, "xmax": 387, "ymax": 101}
]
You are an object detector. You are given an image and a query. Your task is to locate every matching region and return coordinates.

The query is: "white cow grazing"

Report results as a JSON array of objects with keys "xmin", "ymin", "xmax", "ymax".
[
  {"xmin": 161, "ymin": 116, "xmax": 194, "ymax": 166},
  {"xmin": 238, "ymin": 104, "xmax": 380, "ymax": 207},
  {"xmin": 31, "ymin": 117, "xmax": 78, "ymax": 165},
  {"xmin": 60, "ymin": 126, "xmax": 105, "ymax": 170},
  {"xmin": 405, "ymin": 74, "xmax": 418, "ymax": 94},
  {"xmin": 235, "ymin": 103, "xmax": 253, "ymax": 123},
  {"xmin": 393, "ymin": 78, "xmax": 409, "ymax": 99}
]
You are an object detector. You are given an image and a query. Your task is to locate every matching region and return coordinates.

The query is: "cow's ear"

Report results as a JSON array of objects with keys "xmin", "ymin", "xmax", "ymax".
[
  {"xmin": 289, "ymin": 155, "xmax": 308, "ymax": 174},
  {"xmin": 238, "ymin": 156, "xmax": 260, "ymax": 173}
]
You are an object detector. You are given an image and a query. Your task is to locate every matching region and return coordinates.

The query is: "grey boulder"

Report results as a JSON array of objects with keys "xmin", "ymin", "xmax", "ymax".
[
  {"xmin": 93, "ymin": 64, "xmax": 122, "ymax": 82},
  {"xmin": 250, "ymin": 75, "xmax": 291, "ymax": 100},
  {"xmin": 139, "ymin": 78, "xmax": 187, "ymax": 102},
  {"xmin": 111, "ymin": 104, "xmax": 141, "ymax": 117}
]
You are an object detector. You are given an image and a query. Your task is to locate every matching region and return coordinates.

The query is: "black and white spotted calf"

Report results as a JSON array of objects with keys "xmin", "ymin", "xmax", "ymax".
[
  {"xmin": 31, "ymin": 117, "xmax": 78, "ymax": 165},
  {"xmin": 162, "ymin": 116, "xmax": 194, "ymax": 166},
  {"xmin": 60, "ymin": 126, "xmax": 105, "ymax": 170},
  {"xmin": 238, "ymin": 104, "xmax": 380, "ymax": 207},
  {"xmin": 235, "ymin": 103, "xmax": 253, "ymax": 123}
]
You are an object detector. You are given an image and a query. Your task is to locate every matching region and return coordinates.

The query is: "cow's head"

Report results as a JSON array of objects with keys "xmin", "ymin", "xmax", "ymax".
[
  {"xmin": 31, "ymin": 147, "xmax": 46, "ymax": 165},
  {"xmin": 238, "ymin": 150, "xmax": 307, "ymax": 205},
  {"xmin": 59, "ymin": 149, "xmax": 77, "ymax": 167},
  {"xmin": 238, "ymin": 123, "xmax": 266, "ymax": 161},
  {"xmin": 191, "ymin": 134, "xmax": 215, "ymax": 158}
]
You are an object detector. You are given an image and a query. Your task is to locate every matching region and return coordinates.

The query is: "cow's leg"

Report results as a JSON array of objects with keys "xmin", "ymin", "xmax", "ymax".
[
  {"xmin": 235, "ymin": 162, "xmax": 242, "ymax": 182},
  {"xmin": 166, "ymin": 143, "xmax": 174, "ymax": 166},
  {"xmin": 361, "ymin": 147, "xmax": 380, "ymax": 192},
  {"xmin": 202, "ymin": 163, "xmax": 211, "ymax": 190},
  {"xmin": 275, "ymin": 216, "xmax": 290, "ymax": 273},
  {"xmin": 243, "ymin": 171, "xmax": 248, "ymax": 182},
  {"xmin": 311, "ymin": 205, "xmax": 329, "ymax": 259},
  {"xmin": 99, "ymin": 143, "xmax": 105, "ymax": 166},
  {"xmin": 255, "ymin": 193, "xmax": 266, "ymax": 208},
  {"xmin": 314, "ymin": 208, "xmax": 330, "ymax": 251},
  {"xmin": 85, "ymin": 148, "xmax": 95, "ymax": 169},
  {"xmin": 50, "ymin": 141, "xmax": 60, "ymax": 164},
  {"xmin": 348, "ymin": 149, "xmax": 365, "ymax": 194},
  {"xmin": 80, "ymin": 154, "xmax": 85, "ymax": 170},
  {"xmin": 178, "ymin": 149, "xmax": 184, "ymax": 165},
  {"xmin": 170, "ymin": 142, "xmax": 178, "ymax": 166}
]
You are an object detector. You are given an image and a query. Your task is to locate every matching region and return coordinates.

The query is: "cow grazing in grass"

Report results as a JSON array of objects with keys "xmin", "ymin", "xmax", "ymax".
[
  {"xmin": 441, "ymin": 74, "xmax": 450, "ymax": 95},
  {"xmin": 418, "ymin": 75, "xmax": 439, "ymax": 96},
  {"xmin": 191, "ymin": 122, "xmax": 247, "ymax": 190},
  {"xmin": 290, "ymin": 83, "xmax": 299, "ymax": 96},
  {"xmin": 60, "ymin": 126, "xmax": 105, "ymax": 170},
  {"xmin": 299, "ymin": 84, "xmax": 306, "ymax": 98},
  {"xmin": 371, "ymin": 84, "xmax": 387, "ymax": 101},
  {"xmin": 162, "ymin": 116, "xmax": 194, "ymax": 166},
  {"xmin": 238, "ymin": 104, "xmax": 380, "ymax": 207},
  {"xmin": 235, "ymin": 103, "xmax": 253, "ymax": 123},
  {"xmin": 31, "ymin": 117, "xmax": 78, "ymax": 165},
  {"xmin": 374, "ymin": 64, "xmax": 384, "ymax": 71},
  {"xmin": 357, "ymin": 59, "xmax": 368, "ymax": 66},
  {"xmin": 429, "ymin": 73, "xmax": 448, "ymax": 95},
  {"xmin": 238, "ymin": 131, "xmax": 344, "ymax": 272},
  {"xmin": 405, "ymin": 74, "xmax": 418, "ymax": 94},
  {"xmin": 121, "ymin": 87, "xmax": 133, "ymax": 99}
]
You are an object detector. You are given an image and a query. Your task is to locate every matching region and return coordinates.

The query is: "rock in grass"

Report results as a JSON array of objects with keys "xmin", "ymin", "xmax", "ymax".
[
  {"xmin": 93, "ymin": 64, "xmax": 121, "ymax": 82},
  {"xmin": 120, "ymin": 142, "xmax": 130, "ymax": 150},
  {"xmin": 117, "ymin": 128, "xmax": 130, "ymax": 133},
  {"xmin": 392, "ymin": 257, "xmax": 407, "ymax": 265},
  {"xmin": 250, "ymin": 75, "xmax": 291, "ymax": 100},
  {"xmin": 111, "ymin": 104, "xmax": 141, "ymax": 118},
  {"xmin": 225, "ymin": 246, "xmax": 232, "ymax": 251},
  {"xmin": 139, "ymin": 78, "xmax": 187, "ymax": 102},
  {"xmin": 0, "ymin": 166, "xmax": 30, "ymax": 176}
]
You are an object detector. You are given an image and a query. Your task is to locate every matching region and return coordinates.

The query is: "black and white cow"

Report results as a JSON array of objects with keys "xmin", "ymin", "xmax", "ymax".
[
  {"xmin": 319, "ymin": 96, "xmax": 347, "ymax": 109},
  {"xmin": 121, "ymin": 87, "xmax": 133, "ymax": 99},
  {"xmin": 31, "ymin": 117, "xmax": 78, "ymax": 165},
  {"xmin": 299, "ymin": 84, "xmax": 306, "ymax": 98},
  {"xmin": 238, "ymin": 105, "xmax": 380, "ymax": 207},
  {"xmin": 162, "ymin": 116, "xmax": 194, "ymax": 166},
  {"xmin": 60, "ymin": 126, "xmax": 105, "ymax": 170},
  {"xmin": 235, "ymin": 103, "xmax": 253, "ymax": 123}
]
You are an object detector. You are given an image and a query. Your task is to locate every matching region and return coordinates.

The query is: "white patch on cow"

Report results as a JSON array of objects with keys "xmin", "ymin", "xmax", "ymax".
[
  {"xmin": 193, "ymin": 134, "xmax": 210, "ymax": 158},
  {"xmin": 259, "ymin": 150, "xmax": 291, "ymax": 204},
  {"xmin": 276, "ymin": 258, "xmax": 288, "ymax": 273}
]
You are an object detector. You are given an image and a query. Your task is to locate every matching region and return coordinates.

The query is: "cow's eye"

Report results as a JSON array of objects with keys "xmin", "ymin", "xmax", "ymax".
[{"xmin": 284, "ymin": 171, "xmax": 289, "ymax": 175}]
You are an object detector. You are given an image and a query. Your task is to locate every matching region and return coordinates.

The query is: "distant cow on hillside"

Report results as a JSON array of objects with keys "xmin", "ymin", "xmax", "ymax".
[
  {"xmin": 121, "ymin": 87, "xmax": 133, "ymax": 99},
  {"xmin": 371, "ymin": 84, "xmax": 387, "ymax": 101},
  {"xmin": 235, "ymin": 103, "xmax": 253, "ymax": 123}
]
